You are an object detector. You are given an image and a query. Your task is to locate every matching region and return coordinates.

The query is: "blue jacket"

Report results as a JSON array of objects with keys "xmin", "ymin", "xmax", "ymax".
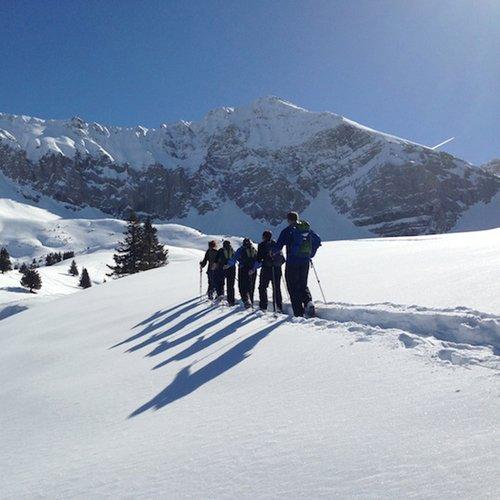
[
  {"xmin": 275, "ymin": 220, "xmax": 321, "ymax": 264},
  {"xmin": 227, "ymin": 245, "xmax": 258, "ymax": 269}
]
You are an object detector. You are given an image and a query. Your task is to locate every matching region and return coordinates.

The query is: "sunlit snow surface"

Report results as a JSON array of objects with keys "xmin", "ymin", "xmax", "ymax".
[{"xmin": 0, "ymin": 189, "xmax": 499, "ymax": 498}]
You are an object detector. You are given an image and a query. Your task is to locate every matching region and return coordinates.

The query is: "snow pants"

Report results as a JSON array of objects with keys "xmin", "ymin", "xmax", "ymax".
[
  {"xmin": 259, "ymin": 266, "xmax": 283, "ymax": 311},
  {"xmin": 206, "ymin": 269, "xmax": 219, "ymax": 299},
  {"xmin": 216, "ymin": 267, "xmax": 236, "ymax": 305},
  {"xmin": 238, "ymin": 266, "xmax": 256, "ymax": 304},
  {"xmin": 285, "ymin": 261, "xmax": 312, "ymax": 317}
]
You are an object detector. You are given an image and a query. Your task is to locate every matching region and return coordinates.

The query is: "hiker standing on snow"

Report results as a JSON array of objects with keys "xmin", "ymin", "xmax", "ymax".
[
  {"xmin": 200, "ymin": 240, "xmax": 220, "ymax": 300},
  {"xmin": 225, "ymin": 238, "xmax": 258, "ymax": 308},
  {"xmin": 274, "ymin": 212, "xmax": 321, "ymax": 317},
  {"xmin": 216, "ymin": 240, "xmax": 236, "ymax": 306},
  {"xmin": 256, "ymin": 230, "xmax": 285, "ymax": 313}
]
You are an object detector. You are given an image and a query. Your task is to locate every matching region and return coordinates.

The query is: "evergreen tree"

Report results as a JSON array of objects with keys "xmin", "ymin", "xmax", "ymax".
[
  {"xmin": 69, "ymin": 260, "xmax": 79, "ymax": 276},
  {"xmin": 19, "ymin": 263, "xmax": 28, "ymax": 274},
  {"xmin": 20, "ymin": 268, "xmax": 42, "ymax": 293},
  {"xmin": 79, "ymin": 268, "xmax": 92, "ymax": 288},
  {"xmin": 139, "ymin": 217, "xmax": 168, "ymax": 270},
  {"xmin": 0, "ymin": 247, "xmax": 12, "ymax": 273},
  {"xmin": 107, "ymin": 211, "xmax": 143, "ymax": 277}
]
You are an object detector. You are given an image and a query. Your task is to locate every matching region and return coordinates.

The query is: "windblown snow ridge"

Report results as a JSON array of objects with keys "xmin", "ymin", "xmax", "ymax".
[{"xmin": 315, "ymin": 302, "xmax": 500, "ymax": 368}]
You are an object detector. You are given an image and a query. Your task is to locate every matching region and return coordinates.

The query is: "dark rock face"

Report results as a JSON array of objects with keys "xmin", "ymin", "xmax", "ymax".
[{"xmin": 1, "ymin": 111, "xmax": 499, "ymax": 237}]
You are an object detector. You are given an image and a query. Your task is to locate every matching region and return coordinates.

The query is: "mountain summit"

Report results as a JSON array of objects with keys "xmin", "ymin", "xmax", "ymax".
[{"xmin": 0, "ymin": 98, "xmax": 498, "ymax": 238}]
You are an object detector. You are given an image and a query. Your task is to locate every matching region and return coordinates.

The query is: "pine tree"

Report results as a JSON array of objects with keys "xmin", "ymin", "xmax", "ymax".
[
  {"xmin": 69, "ymin": 260, "xmax": 79, "ymax": 276},
  {"xmin": 139, "ymin": 217, "xmax": 168, "ymax": 271},
  {"xmin": 107, "ymin": 211, "xmax": 143, "ymax": 277},
  {"xmin": 19, "ymin": 263, "xmax": 28, "ymax": 274},
  {"xmin": 20, "ymin": 268, "xmax": 42, "ymax": 293},
  {"xmin": 0, "ymin": 247, "xmax": 12, "ymax": 273},
  {"xmin": 79, "ymin": 268, "xmax": 92, "ymax": 289}
]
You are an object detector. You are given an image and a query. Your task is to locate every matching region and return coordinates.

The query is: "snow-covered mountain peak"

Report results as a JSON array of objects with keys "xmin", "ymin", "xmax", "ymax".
[
  {"xmin": 0, "ymin": 98, "xmax": 499, "ymax": 238},
  {"xmin": 247, "ymin": 95, "xmax": 308, "ymax": 113}
]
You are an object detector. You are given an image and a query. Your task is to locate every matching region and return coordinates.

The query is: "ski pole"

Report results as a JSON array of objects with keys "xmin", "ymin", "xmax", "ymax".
[
  {"xmin": 310, "ymin": 260, "xmax": 327, "ymax": 304},
  {"xmin": 199, "ymin": 267, "xmax": 203, "ymax": 301},
  {"xmin": 271, "ymin": 266, "xmax": 277, "ymax": 314}
]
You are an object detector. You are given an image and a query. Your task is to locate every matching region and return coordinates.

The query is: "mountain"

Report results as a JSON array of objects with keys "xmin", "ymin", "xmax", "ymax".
[
  {"xmin": 1, "ymin": 221, "xmax": 499, "ymax": 497},
  {"xmin": 1, "ymin": 97, "xmax": 499, "ymax": 238},
  {"xmin": 482, "ymin": 158, "xmax": 500, "ymax": 177}
]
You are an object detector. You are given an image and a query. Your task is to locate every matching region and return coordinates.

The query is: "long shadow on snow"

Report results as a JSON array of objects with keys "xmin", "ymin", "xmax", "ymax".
[
  {"xmin": 110, "ymin": 297, "xmax": 205, "ymax": 349},
  {"xmin": 129, "ymin": 318, "xmax": 286, "ymax": 417},
  {"xmin": 126, "ymin": 306, "xmax": 216, "ymax": 354},
  {"xmin": 146, "ymin": 309, "xmax": 237, "ymax": 358},
  {"xmin": 151, "ymin": 313, "xmax": 259, "ymax": 368},
  {"xmin": 133, "ymin": 297, "xmax": 200, "ymax": 328}
]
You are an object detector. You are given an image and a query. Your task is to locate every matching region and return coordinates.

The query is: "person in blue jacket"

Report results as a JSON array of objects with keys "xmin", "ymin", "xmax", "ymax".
[
  {"xmin": 274, "ymin": 211, "xmax": 321, "ymax": 317},
  {"xmin": 224, "ymin": 238, "xmax": 258, "ymax": 308}
]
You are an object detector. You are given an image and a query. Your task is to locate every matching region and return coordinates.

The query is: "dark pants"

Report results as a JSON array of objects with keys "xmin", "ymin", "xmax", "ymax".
[
  {"xmin": 259, "ymin": 266, "xmax": 282, "ymax": 311},
  {"xmin": 207, "ymin": 269, "xmax": 219, "ymax": 299},
  {"xmin": 238, "ymin": 266, "xmax": 256, "ymax": 304},
  {"xmin": 216, "ymin": 267, "xmax": 236, "ymax": 305},
  {"xmin": 285, "ymin": 262, "xmax": 312, "ymax": 317}
]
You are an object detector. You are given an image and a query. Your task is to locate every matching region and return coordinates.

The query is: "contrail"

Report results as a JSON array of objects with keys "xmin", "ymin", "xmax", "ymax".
[{"xmin": 430, "ymin": 137, "xmax": 455, "ymax": 150}]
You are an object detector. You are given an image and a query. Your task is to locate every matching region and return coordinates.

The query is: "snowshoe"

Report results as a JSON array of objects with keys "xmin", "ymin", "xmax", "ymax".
[{"xmin": 305, "ymin": 301, "xmax": 315, "ymax": 318}]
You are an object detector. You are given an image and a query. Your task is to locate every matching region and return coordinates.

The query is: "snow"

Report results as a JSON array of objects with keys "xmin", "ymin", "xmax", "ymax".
[
  {"xmin": 0, "ymin": 97, "xmax": 401, "ymax": 171},
  {"xmin": 1, "ymin": 193, "xmax": 499, "ymax": 498},
  {"xmin": 452, "ymin": 191, "xmax": 500, "ymax": 233},
  {"xmin": 1, "ymin": 239, "xmax": 499, "ymax": 498}
]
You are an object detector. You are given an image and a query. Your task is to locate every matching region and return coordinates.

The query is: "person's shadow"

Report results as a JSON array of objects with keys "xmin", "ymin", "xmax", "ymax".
[{"xmin": 129, "ymin": 317, "xmax": 286, "ymax": 417}]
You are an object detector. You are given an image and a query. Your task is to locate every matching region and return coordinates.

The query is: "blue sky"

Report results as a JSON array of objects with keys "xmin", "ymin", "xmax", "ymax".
[{"xmin": 0, "ymin": 0, "xmax": 498, "ymax": 164}]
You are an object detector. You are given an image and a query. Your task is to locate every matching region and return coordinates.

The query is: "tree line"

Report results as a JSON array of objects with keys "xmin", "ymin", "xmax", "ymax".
[{"xmin": 0, "ymin": 213, "xmax": 167, "ymax": 293}]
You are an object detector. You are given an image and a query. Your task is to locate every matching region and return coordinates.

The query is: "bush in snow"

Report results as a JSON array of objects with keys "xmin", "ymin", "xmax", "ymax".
[
  {"xmin": 0, "ymin": 247, "xmax": 12, "ymax": 273},
  {"xmin": 79, "ymin": 268, "xmax": 92, "ymax": 289},
  {"xmin": 20, "ymin": 269, "xmax": 42, "ymax": 293},
  {"xmin": 69, "ymin": 260, "xmax": 79, "ymax": 276}
]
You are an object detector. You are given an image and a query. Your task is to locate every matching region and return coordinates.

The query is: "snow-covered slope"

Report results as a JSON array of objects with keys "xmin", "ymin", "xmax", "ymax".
[
  {"xmin": 1, "ymin": 97, "xmax": 498, "ymax": 239},
  {"xmin": 1, "ymin": 227, "xmax": 499, "ymax": 498}
]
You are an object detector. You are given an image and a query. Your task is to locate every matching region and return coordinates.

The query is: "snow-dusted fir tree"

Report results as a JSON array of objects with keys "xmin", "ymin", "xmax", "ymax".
[
  {"xmin": 19, "ymin": 262, "xmax": 28, "ymax": 274},
  {"xmin": 107, "ymin": 211, "xmax": 143, "ymax": 277},
  {"xmin": 0, "ymin": 247, "xmax": 12, "ymax": 273},
  {"xmin": 79, "ymin": 268, "xmax": 92, "ymax": 289},
  {"xmin": 69, "ymin": 260, "xmax": 79, "ymax": 276},
  {"xmin": 20, "ymin": 268, "xmax": 42, "ymax": 293},
  {"xmin": 140, "ymin": 217, "xmax": 168, "ymax": 271}
]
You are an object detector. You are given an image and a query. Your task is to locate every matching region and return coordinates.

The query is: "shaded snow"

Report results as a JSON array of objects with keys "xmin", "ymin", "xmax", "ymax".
[{"xmin": 452, "ymin": 192, "xmax": 500, "ymax": 233}]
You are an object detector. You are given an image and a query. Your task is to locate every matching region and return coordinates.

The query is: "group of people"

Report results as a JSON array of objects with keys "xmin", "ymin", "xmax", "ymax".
[{"xmin": 200, "ymin": 211, "xmax": 321, "ymax": 317}]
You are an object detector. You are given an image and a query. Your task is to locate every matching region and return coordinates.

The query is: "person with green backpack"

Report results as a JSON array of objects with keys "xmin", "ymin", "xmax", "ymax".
[
  {"xmin": 216, "ymin": 240, "xmax": 236, "ymax": 306},
  {"xmin": 274, "ymin": 211, "xmax": 322, "ymax": 317},
  {"xmin": 225, "ymin": 238, "xmax": 258, "ymax": 308}
]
